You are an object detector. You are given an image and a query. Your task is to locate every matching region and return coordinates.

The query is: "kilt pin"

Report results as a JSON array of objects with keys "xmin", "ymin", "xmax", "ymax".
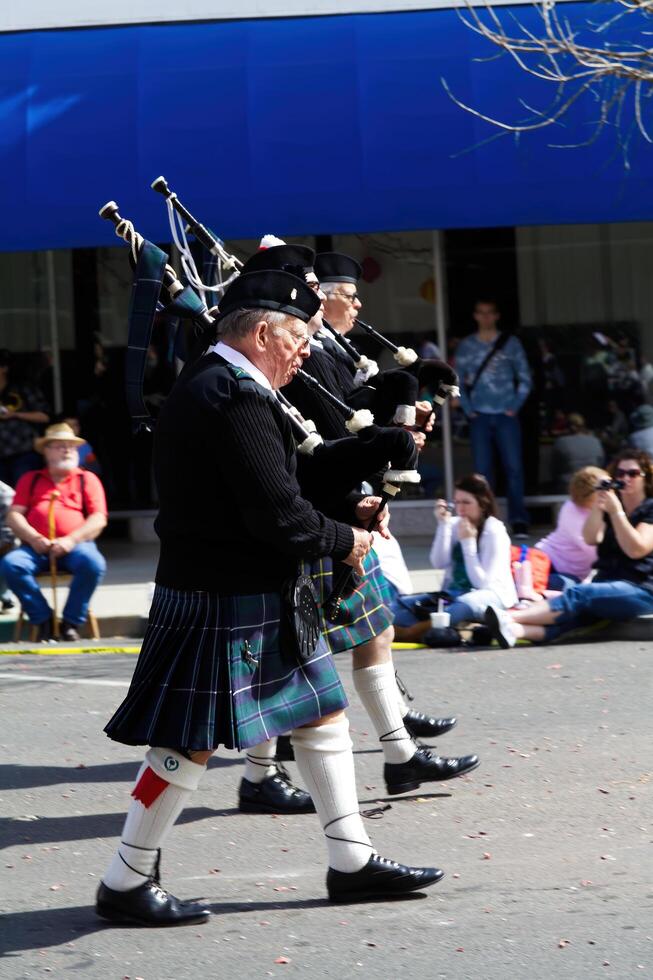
[{"xmin": 104, "ymin": 585, "xmax": 348, "ymax": 752}]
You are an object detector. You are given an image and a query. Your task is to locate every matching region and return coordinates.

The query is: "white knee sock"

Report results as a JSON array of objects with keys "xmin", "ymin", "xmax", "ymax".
[
  {"xmin": 243, "ymin": 737, "xmax": 278, "ymax": 784},
  {"xmin": 102, "ymin": 747, "xmax": 206, "ymax": 892},
  {"xmin": 291, "ymin": 719, "xmax": 373, "ymax": 873},
  {"xmin": 353, "ymin": 662, "xmax": 415, "ymax": 764}
]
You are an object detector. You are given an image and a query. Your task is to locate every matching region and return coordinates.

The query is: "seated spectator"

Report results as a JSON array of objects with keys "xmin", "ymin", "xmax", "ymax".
[
  {"xmin": 484, "ymin": 449, "xmax": 653, "ymax": 646},
  {"xmin": 0, "ymin": 348, "xmax": 50, "ymax": 486},
  {"xmin": 535, "ymin": 466, "xmax": 609, "ymax": 590},
  {"xmin": 551, "ymin": 413, "xmax": 604, "ymax": 492},
  {"xmin": 0, "ymin": 480, "xmax": 16, "ymax": 611},
  {"xmin": 429, "ymin": 474, "xmax": 517, "ymax": 626},
  {"xmin": 628, "ymin": 404, "xmax": 653, "ymax": 456},
  {"xmin": 0, "ymin": 423, "xmax": 107, "ymax": 641}
]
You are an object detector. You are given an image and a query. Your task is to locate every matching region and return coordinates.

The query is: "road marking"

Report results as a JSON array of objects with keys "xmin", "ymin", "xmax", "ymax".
[
  {"xmin": 0, "ymin": 672, "xmax": 129, "ymax": 687},
  {"xmin": 0, "ymin": 646, "xmax": 141, "ymax": 656}
]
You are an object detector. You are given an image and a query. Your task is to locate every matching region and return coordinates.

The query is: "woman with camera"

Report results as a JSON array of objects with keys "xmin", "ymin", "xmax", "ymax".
[
  {"xmin": 535, "ymin": 466, "xmax": 609, "ymax": 590},
  {"xmin": 485, "ymin": 449, "xmax": 653, "ymax": 646},
  {"xmin": 429, "ymin": 473, "xmax": 517, "ymax": 626}
]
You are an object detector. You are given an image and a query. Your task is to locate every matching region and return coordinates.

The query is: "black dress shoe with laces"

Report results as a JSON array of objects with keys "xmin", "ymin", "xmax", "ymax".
[
  {"xmin": 238, "ymin": 764, "xmax": 315, "ymax": 814},
  {"xmin": 275, "ymin": 734, "xmax": 295, "ymax": 762},
  {"xmin": 95, "ymin": 880, "xmax": 210, "ymax": 926},
  {"xmin": 327, "ymin": 853, "xmax": 444, "ymax": 902},
  {"xmin": 385, "ymin": 745, "xmax": 480, "ymax": 795},
  {"xmin": 403, "ymin": 709, "xmax": 457, "ymax": 740}
]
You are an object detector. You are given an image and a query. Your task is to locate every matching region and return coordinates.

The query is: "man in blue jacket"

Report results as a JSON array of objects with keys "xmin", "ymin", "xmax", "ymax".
[{"xmin": 455, "ymin": 299, "xmax": 532, "ymax": 537}]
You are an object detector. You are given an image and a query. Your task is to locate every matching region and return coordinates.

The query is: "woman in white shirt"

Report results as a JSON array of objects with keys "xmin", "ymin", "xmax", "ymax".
[{"xmin": 431, "ymin": 474, "xmax": 517, "ymax": 625}]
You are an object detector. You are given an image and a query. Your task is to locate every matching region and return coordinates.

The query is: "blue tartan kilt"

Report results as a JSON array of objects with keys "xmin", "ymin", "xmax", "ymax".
[
  {"xmin": 104, "ymin": 585, "xmax": 348, "ymax": 752},
  {"xmin": 303, "ymin": 548, "xmax": 394, "ymax": 655}
]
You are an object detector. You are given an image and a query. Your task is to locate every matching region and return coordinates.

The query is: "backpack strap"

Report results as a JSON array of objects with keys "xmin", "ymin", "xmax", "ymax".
[
  {"xmin": 79, "ymin": 471, "xmax": 88, "ymax": 519},
  {"xmin": 467, "ymin": 331, "xmax": 511, "ymax": 395}
]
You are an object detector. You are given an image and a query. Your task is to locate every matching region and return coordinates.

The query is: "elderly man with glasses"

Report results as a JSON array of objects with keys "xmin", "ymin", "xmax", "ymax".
[{"xmin": 97, "ymin": 268, "xmax": 445, "ymax": 927}]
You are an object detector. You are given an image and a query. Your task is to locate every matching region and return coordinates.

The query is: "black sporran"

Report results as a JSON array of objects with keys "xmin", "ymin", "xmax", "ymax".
[{"xmin": 282, "ymin": 573, "xmax": 321, "ymax": 663}]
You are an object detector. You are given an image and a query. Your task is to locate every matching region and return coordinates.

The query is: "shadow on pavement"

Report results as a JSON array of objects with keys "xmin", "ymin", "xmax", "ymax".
[
  {"xmin": 0, "ymin": 905, "xmax": 107, "ymax": 957},
  {"xmin": 0, "ymin": 891, "xmax": 430, "ymax": 956},
  {"xmin": 1, "ymin": 754, "xmax": 241, "ymax": 791},
  {"xmin": 1, "ymin": 807, "xmax": 233, "ymax": 850}
]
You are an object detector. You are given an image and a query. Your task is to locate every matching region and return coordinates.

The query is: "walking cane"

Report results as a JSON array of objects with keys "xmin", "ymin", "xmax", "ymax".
[{"xmin": 48, "ymin": 491, "xmax": 61, "ymax": 639}]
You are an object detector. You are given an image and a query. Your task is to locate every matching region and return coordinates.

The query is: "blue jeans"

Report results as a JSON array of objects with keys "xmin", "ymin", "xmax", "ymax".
[
  {"xmin": 545, "ymin": 580, "xmax": 653, "ymax": 641},
  {"xmin": 1, "ymin": 542, "xmax": 106, "ymax": 625},
  {"xmin": 389, "ymin": 585, "xmax": 506, "ymax": 627},
  {"xmin": 469, "ymin": 413, "xmax": 529, "ymax": 526},
  {"xmin": 388, "ymin": 588, "xmax": 435, "ymax": 627},
  {"xmin": 447, "ymin": 588, "xmax": 508, "ymax": 625}
]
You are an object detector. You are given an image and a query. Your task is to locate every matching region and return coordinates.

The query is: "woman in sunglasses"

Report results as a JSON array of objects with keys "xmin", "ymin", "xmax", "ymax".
[{"xmin": 484, "ymin": 448, "xmax": 653, "ymax": 646}]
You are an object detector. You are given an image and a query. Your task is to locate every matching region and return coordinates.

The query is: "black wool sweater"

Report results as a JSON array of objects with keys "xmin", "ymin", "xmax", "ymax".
[{"xmin": 153, "ymin": 354, "xmax": 355, "ymax": 593}]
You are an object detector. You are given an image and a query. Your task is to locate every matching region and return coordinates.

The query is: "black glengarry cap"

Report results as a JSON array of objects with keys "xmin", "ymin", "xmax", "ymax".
[
  {"xmin": 241, "ymin": 244, "xmax": 316, "ymax": 281},
  {"xmin": 217, "ymin": 270, "xmax": 320, "ymax": 323},
  {"xmin": 314, "ymin": 252, "xmax": 362, "ymax": 285}
]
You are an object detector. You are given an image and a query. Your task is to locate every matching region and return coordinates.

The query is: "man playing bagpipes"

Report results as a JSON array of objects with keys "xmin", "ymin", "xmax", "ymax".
[
  {"xmin": 98, "ymin": 256, "xmax": 448, "ymax": 924},
  {"xmin": 238, "ymin": 244, "xmax": 479, "ymax": 806}
]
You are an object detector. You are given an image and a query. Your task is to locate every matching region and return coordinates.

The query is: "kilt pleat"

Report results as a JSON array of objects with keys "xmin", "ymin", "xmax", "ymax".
[
  {"xmin": 104, "ymin": 586, "xmax": 347, "ymax": 752},
  {"xmin": 304, "ymin": 548, "xmax": 394, "ymax": 655}
]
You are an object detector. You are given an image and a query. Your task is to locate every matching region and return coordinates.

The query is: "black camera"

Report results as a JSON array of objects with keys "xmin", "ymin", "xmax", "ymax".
[{"xmin": 595, "ymin": 477, "xmax": 625, "ymax": 491}]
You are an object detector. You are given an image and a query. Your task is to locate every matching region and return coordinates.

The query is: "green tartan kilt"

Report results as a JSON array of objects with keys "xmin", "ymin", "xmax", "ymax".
[
  {"xmin": 304, "ymin": 548, "xmax": 394, "ymax": 655},
  {"xmin": 104, "ymin": 585, "xmax": 348, "ymax": 752}
]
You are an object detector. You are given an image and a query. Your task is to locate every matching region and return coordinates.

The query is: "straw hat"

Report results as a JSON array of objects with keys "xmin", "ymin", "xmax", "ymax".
[{"xmin": 34, "ymin": 422, "xmax": 85, "ymax": 453}]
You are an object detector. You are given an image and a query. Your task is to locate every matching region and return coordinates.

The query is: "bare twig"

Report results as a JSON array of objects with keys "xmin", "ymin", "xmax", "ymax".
[{"xmin": 444, "ymin": 0, "xmax": 653, "ymax": 156}]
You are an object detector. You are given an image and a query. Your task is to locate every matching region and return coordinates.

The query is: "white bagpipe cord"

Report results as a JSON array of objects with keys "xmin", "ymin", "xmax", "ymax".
[
  {"xmin": 165, "ymin": 198, "xmax": 239, "ymax": 301},
  {"xmin": 115, "ymin": 218, "xmax": 143, "ymax": 264}
]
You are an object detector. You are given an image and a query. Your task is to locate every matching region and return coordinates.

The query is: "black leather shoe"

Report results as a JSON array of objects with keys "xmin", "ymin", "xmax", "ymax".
[
  {"xmin": 35, "ymin": 620, "xmax": 54, "ymax": 643},
  {"xmin": 60, "ymin": 621, "xmax": 81, "ymax": 642},
  {"xmin": 275, "ymin": 734, "xmax": 295, "ymax": 762},
  {"xmin": 403, "ymin": 709, "xmax": 457, "ymax": 739},
  {"xmin": 385, "ymin": 746, "xmax": 479, "ymax": 795},
  {"xmin": 95, "ymin": 880, "xmax": 210, "ymax": 927},
  {"xmin": 327, "ymin": 852, "xmax": 444, "ymax": 902},
  {"xmin": 238, "ymin": 764, "xmax": 315, "ymax": 814}
]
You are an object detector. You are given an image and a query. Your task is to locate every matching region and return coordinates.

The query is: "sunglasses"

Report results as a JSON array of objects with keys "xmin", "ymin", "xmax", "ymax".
[{"xmin": 615, "ymin": 468, "xmax": 643, "ymax": 479}]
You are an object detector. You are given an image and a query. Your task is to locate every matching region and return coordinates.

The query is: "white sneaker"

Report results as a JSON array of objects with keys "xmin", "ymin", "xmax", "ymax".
[{"xmin": 484, "ymin": 606, "xmax": 516, "ymax": 649}]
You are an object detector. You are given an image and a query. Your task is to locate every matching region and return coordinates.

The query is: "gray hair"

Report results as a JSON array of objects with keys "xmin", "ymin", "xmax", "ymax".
[
  {"xmin": 218, "ymin": 307, "xmax": 289, "ymax": 341},
  {"xmin": 319, "ymin": 282, "xmax": 342, "ymax": 298}
]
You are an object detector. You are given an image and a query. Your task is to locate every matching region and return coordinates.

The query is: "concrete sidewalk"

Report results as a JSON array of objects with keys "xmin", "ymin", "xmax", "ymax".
[
  {"xmin": 1, "ymin": 537, "xmax": 441, "ymax": 642},
  {"xmin": 2, "ymin": 535, "xmax": 652, "ymax": 645}
]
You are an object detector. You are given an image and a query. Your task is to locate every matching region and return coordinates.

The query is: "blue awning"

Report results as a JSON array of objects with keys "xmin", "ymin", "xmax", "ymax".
[{"xmin": 1, "ymin": 5, "xmax": 652, "ymax": 251}]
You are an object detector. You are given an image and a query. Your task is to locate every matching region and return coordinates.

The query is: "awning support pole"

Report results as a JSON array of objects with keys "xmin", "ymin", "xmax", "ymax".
[
  {"xmin": 432, "ymin": 230, "xmax": 454, "ymax": 502},
  {"xmin": 46, "ymin": 250, "xmax": 63, "ymax": 415}
]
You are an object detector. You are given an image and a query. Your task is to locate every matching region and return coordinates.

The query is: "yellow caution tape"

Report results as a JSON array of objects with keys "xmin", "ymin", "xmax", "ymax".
[{"xmin": 0, "ymin": 645, "xmax": 141, "ymax": 656}]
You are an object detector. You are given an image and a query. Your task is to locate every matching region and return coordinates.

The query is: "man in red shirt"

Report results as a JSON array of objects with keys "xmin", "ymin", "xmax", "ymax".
[{"xmin": 1, "ymin": 423, "xmax": 108, "ymax": 641}]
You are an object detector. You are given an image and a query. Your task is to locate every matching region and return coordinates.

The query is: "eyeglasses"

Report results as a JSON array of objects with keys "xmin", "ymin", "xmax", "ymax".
[
  {"xmin": 274, "ymin": 324, "xmax": 310, "ymax": 351},
  {"xmin": 615, "ymin": 468, "xmax": 643, "ymax": 479},
  {"xmin": 332, "ymin": 291, "xmax": 360, "ymax": 304}
]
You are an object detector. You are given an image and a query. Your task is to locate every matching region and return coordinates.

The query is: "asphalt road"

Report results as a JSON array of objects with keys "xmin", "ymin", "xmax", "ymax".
[{"xmin": 1, "ymin": 641, "xmax": 651, "ymax": 980}]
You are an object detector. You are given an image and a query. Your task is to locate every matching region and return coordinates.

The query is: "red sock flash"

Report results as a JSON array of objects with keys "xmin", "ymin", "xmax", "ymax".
[{"xmin": 131, "ymin": 766, "xmax": 169, "ymax": 808}]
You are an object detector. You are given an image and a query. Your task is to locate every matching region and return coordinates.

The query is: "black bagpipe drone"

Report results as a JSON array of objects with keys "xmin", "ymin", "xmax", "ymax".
[{"xmin": 98, "ymin": 195, "xmax": 420, "ymax": 526}]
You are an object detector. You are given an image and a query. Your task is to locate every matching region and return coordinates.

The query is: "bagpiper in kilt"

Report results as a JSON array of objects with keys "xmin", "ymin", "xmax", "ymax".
[
  {"xmin": 97, "ymin": 264, "xmax": 446, "ymax": 926},
  {"xmin": 239, "ymin": 244, "xmax": 480, "ymax": 812}
]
